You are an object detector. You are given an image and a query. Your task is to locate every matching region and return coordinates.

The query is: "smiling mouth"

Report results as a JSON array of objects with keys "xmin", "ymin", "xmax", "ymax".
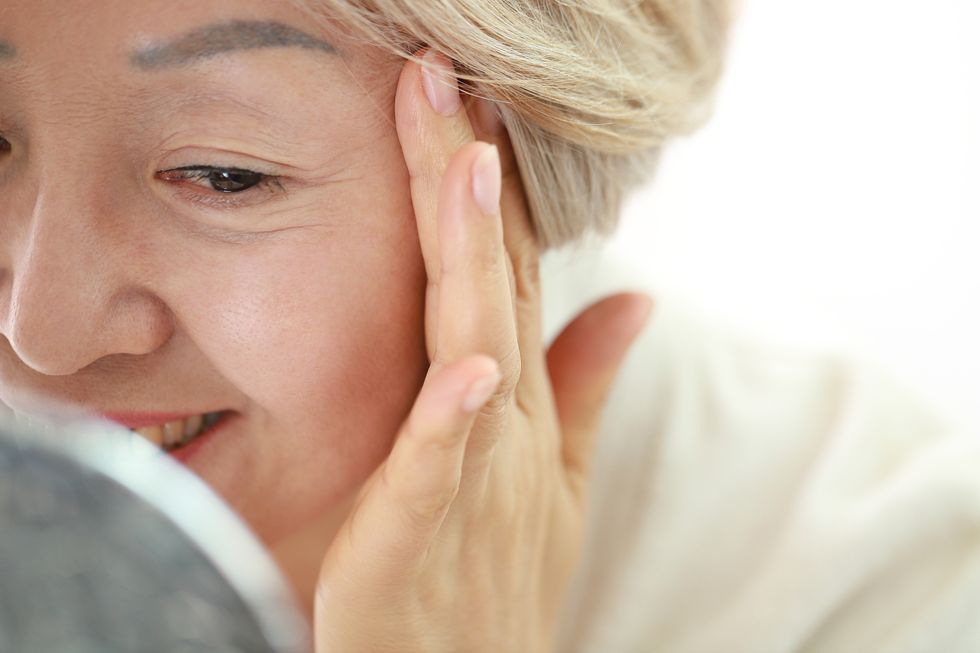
[
  {"xmin": 5, "ymin": 406, "xmax": 234, "ymax": 454},
  {"xmin": 129, "ymin": 411, "xmax": 230, "ymax": 452}
]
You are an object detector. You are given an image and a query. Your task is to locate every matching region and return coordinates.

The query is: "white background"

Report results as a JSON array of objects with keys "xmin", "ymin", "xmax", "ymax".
[{"xmin": 605, "ymin": 0, "xmax": 978, "ymax": 427}]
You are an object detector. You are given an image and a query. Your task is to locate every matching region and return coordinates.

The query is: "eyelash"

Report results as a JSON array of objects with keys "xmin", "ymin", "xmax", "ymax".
[
  {"xmin": 0, "ymin": 142, "xmax": 283, "ymax": 210},
  {"xmin": 156, "ymin": 165, "xmax": 285, "ymax": 209}
]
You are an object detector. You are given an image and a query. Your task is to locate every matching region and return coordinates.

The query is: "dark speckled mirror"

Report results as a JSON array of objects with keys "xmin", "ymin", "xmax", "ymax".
[{"xmin": 0, "ymin": 411, "xmax": 311, "ymax": 653}]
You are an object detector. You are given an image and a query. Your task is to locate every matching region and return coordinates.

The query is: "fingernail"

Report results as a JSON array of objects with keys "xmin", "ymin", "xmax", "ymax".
[
  {"xmin": 421, "ymin": 49, "xmax": 461, "ymax": 116},
  {"xmin": 471, "ymin": 145, "xmax": 501, "ymax": 216},
  {"xmin": 462, "ymin": 369, "xmax": 501, "ymax": 413}
]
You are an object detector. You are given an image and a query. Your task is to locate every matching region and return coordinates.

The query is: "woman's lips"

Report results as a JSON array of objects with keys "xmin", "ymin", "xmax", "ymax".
[
  {"xmin": 100, "ymin": 411, "xmax": 220, "ymax": 430},
  {"xmin": 101, "ymin": 410, "xmax": 232, "ymax": 452},
  {"xmin": 4, "ymin": 406, "xmax": 235, "ymax": 458},
  {"xmin": 170, "ymin": 411, "xmax": 238, "ymax": 463}
]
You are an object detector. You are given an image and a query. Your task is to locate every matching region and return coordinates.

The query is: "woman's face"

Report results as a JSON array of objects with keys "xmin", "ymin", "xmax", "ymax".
[{"xmin": 0, "ymin": 0, "xmax": 430, "ymax": 573}]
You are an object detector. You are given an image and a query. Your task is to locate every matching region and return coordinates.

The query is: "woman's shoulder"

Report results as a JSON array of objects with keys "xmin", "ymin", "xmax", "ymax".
[{"xmin": 543, "ymin": 249, "xmax": 980, "ymax": 653}]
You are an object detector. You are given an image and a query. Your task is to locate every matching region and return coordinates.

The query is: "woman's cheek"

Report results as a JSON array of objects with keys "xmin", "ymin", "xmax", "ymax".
[
  {"xmin": 214, "ymin": 237, "xmax": 426, "ymax": 429},
  {"xmin": 167, "ymin": 224, "xmax": 428, "ymax": 534}
]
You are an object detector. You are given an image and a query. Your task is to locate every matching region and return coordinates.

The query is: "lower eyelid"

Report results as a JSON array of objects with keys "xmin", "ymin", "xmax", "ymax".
[{"xmin": 168, "ymin": 185, "xmax": 257, "ymax": 210}]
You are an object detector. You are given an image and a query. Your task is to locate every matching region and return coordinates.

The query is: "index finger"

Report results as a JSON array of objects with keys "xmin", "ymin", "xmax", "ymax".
[
  {"xmin": 394, "ymin": 49, "xmax": 475, "ymax": 361},
  {"xmin": 395, "ymin": 52, "xmax": 546, "ymax": 397}
]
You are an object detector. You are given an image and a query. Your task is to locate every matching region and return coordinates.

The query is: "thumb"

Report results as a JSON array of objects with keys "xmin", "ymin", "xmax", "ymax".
[
  {"xmin": 317, "ymin": 355, "xmax": 499, "ymax": 595},
  {"xmin": 546, "ymin": 292, "xmax": 654, "ymax": 489}
]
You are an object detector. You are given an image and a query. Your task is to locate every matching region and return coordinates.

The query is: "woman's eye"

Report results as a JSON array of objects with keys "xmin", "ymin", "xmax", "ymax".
[
  {"xmin": 0, "ymin": 135, "xmax": 10, "ymax": 154},
  {"xmin": 158, "ymin": 166, "xmax": 269, "ymax": 193}
]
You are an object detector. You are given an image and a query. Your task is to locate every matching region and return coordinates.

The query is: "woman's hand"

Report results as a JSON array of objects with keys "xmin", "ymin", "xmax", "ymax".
[{"xmin": 313, "ymin": 49, "xmax": 653, "ymax": 653}]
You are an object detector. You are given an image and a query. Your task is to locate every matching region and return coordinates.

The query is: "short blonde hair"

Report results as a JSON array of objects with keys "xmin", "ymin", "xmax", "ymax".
[{"xmin": 291, "ymin": 0, "xmax": 732, "ymax": 249}]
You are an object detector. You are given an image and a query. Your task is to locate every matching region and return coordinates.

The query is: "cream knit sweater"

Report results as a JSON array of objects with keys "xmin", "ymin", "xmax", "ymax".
[{"xmin": 544, "ymin": 247, "xmax": 980, "ymax": 653}]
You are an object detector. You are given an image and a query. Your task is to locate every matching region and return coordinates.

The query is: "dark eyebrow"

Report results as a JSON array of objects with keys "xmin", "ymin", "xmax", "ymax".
[
  {"xmin": 0, "ymin": 41, "xmax": 15, "ymax": 60},
  {"xmin": 131, "ymin": 20, "xmax": 336, "ymax": 70}
]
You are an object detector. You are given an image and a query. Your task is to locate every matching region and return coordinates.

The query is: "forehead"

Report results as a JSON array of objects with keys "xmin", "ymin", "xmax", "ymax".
[
  {"xmin": 0, "ymin": 0, "xmax": 345, "ymax": 76},
  {"xmin": 0, "ymin": 0, "xmax": 403, "ymax": 122}
]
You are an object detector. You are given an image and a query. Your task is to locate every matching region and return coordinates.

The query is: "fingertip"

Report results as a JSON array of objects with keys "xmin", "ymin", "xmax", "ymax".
[
  {"xmin": 438, "ymin": 141, "xmax": 503, "ymax": 270},
  {"xmin": 413, "ymin": 354, "xmax": 499, "ymax": 428},
  {"xmin": 595, "ymin": 293, "xmax": 655, "ymax": 374},
  {"xmin": 420, "ymin": 49, "xmax": 461, "ymax": 117},
  {"xmin": 461, "ymin": 357, "xmax": 501, "ymax": 413},
  {"xmin": 546, "ymin": 292, "xmax": 656, "ymax": 403},
  {"xmin": 592, "ymin": 292, "xmax": 655, "ymax": 347},
  {"xmin": 465, "ymin": 353, "xmax": 502, "ymax": 380},
  {"xmin": 624, "ymin": 293, "xmax": 655, "ymax": 341},
  {"xmin": 394, "ymin": 49, "xmax": 426, "ymax": 135},
  {"xmin": 471, "ymin": 144, "xmax": 502, "ymax": 216},
  {"xmin": 431, "ymin": 354, "xmax": 500, "ymax": 413}
]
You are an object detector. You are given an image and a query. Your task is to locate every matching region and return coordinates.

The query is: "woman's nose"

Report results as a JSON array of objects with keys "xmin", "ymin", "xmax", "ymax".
[{"xmin": 0, "ymin": 189, "xmax": 174, "ymax": 377}]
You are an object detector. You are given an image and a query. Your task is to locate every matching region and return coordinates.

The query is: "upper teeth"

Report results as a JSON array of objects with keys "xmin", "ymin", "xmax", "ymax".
[{"xmin": 132, "ymin": 412, "xmax": 223, "ymax": 450}]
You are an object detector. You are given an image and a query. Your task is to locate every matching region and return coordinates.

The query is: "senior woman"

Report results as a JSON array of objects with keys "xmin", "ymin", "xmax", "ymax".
[{"xmin": 3, "ymin": 1, "xmax": 980, "ymax": 652}]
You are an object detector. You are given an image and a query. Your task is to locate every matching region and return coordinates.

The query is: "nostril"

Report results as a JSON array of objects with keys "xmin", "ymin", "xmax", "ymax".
[
  {"xmin": 3, "ymin": 301, "xmax": 97, "ymax": 377},
  {"xmin": 7, "ymin": 332, "xmax": 84, "ymax": 376},
  {"xmin": 1, "ymin": 285, "xmax": 176, "ymax": 378}
]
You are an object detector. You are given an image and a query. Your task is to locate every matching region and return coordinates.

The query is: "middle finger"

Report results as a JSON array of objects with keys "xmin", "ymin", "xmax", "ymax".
[{"xmin": 435, "ymin": 141, "xmax": 519, "ymax": 414}]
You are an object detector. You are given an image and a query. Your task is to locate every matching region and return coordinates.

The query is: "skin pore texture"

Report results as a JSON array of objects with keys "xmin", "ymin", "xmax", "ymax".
[{"xmin": 0, "ymin": 0, "xmax": 432, "ymax": 614}]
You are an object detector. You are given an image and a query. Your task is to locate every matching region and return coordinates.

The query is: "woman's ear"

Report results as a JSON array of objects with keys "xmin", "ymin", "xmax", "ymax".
[
  {"xmin": 463, "ymin": 93, "xmax": 539, "ymax": 251},
  {"xmin": 465, "ymin": 94, "xmax": 506, "ymax": 142}
]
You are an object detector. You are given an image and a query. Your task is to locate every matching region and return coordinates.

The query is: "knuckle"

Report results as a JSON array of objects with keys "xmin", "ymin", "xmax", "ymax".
[
  {"xmin": 498, "ymin": 343, "xmax": 523, "ymax": 396},
  {"xmin": 406, "ymin": 482, "xmax": 460, "ymax": 528},
  {"xmin": 517, "ymin": 251, "xmax": 540, "ymax": 292},
  {"xmin": 479, "ymin": 391, "xmax": 511, "ymax": 425},
  {"xmin": 476, "ymin": 239, "xmax": 506, "ymax": 279},
  {"xmin": 407, "ymin": 164, "xmax": 441, "ymax": 189},
  {"xmin": 509, "ymin": 238, "xmax": 540, "ymax": 293}
]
